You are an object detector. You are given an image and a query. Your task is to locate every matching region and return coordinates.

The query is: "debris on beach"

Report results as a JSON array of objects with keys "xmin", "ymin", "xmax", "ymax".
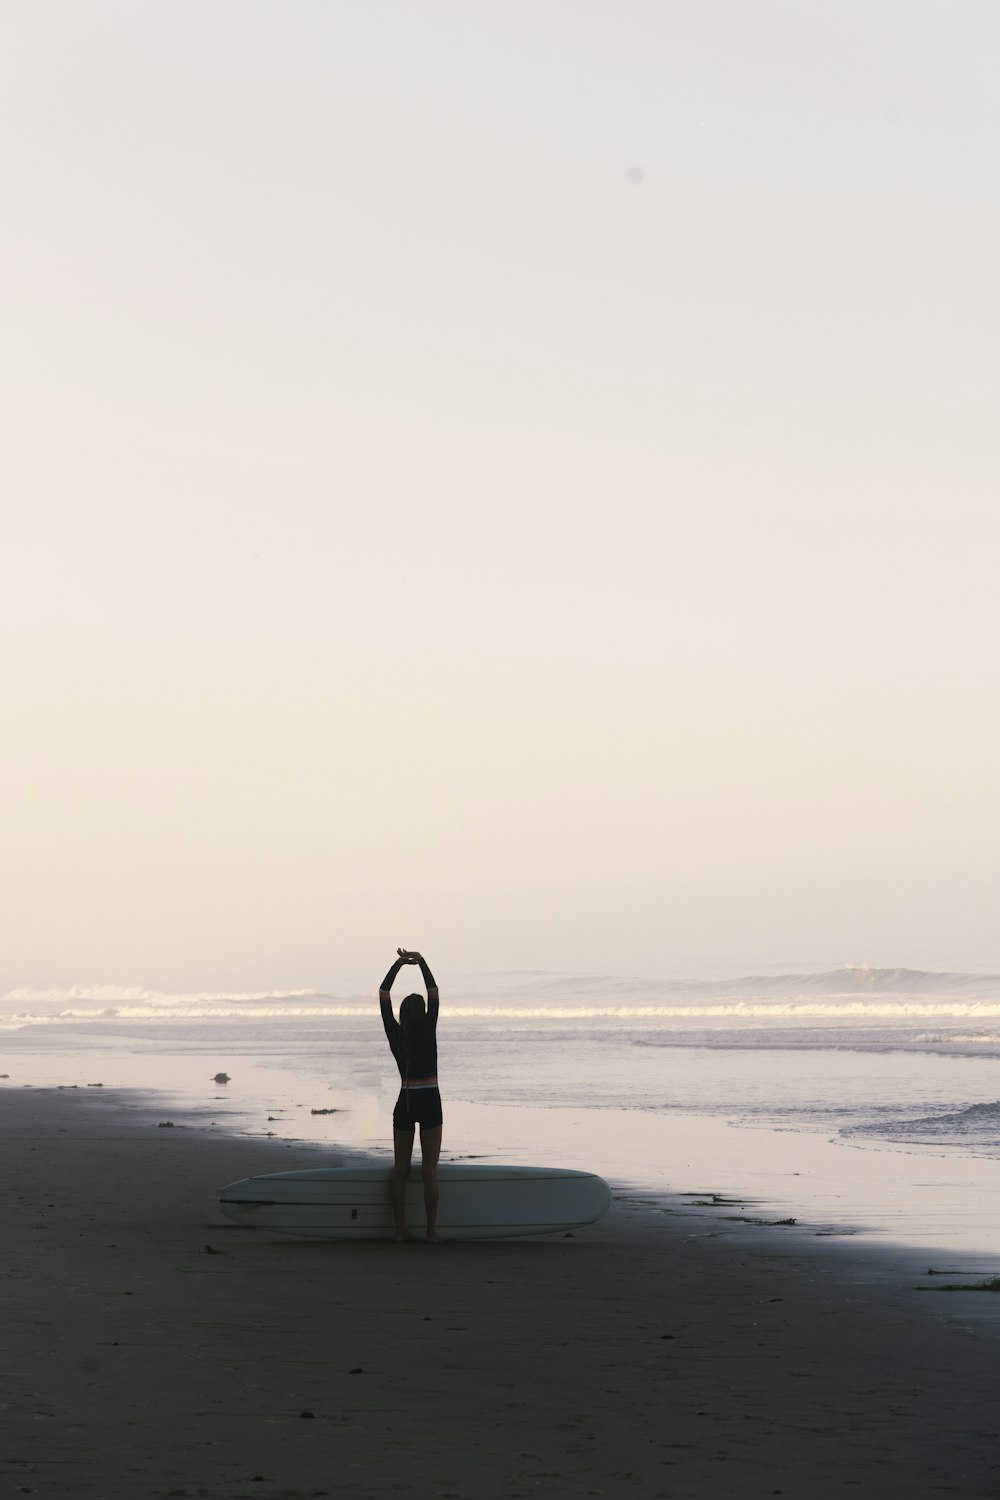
[
  {"xmin": 310, "ymin": 1107, "xmax": 339, "ymax": 1115},
  {"xmin": 688, "ymin": 1194, "xmax": 752, "ymax": 1209},
  {"xmin": 87, "ymin": 1082, "xmax": 104, "ymax": 1087},
  {"xmin": 203, "ymin": 1244, "xmax": 225, "ymax": 1255},
  {"xmin": 157, "ymin": 1121, "xmax": 175, "ymax": 1128},
  {"xmin": 212, "ymin": 1072, "xmax": 231, "ymax": 1084},
  {"xmin": 723, "ymin": 1215, "xmax": 797, "ymax": 1226},
  {"xmin": 917, "ymin": 1275, "xmax": 1000, "ymax": 1293},
  {"xmin": 925, "ymin": 1267, "xmax": 995, "ymax": 1276}
]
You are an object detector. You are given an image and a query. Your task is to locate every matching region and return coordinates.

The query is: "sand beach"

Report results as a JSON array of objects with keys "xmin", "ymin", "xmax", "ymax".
[{"xmin": 3, "ymin": 1084, "xmax": 999, "ymax": 1499}]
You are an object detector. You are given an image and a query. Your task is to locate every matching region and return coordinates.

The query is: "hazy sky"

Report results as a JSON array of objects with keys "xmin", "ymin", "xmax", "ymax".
[{"xmin": 3, "ymin": 0, "xmax": 999, "ymax": 990}]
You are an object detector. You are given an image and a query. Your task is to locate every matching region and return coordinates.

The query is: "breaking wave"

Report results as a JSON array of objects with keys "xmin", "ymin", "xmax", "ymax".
[
  {"xmin": 508, "ymin": 966, "xmax": 1000, "ymax": 1001},
  {"xmin": 846, "ymin": 1099, "xmax": 1000, "ymax": 1145},
  {"xmin": 1, "ymin": 985, "xmax": 326, "ymax": 1006},
  {"xmin": 4, "ymin": 968, "xmax": 1000, "ymax": 1032}
]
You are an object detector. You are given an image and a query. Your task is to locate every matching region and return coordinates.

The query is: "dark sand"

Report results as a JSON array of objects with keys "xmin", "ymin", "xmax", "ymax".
[{"xmin": 3, "ymin": 1085, "xmax": 999, "ymax": 1499}]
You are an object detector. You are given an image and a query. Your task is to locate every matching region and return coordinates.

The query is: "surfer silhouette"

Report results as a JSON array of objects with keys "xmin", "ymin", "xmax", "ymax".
[{"xmin": 379, "ymin": 948, "xmax": 442, "ymax": 1242}]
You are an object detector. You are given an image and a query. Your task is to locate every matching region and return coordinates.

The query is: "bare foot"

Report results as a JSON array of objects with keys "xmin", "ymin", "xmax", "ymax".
[
  {"xmin": 426, "ymin": 1230, "xmax": 439, "ymax": 1244},
  {"xmin": 394, "ymin": 1230, "xmax": 416, "ymax": 1242}
]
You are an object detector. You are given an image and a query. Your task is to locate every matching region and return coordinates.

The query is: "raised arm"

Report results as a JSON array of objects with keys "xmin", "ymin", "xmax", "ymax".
[
  {"xmin": 417, "ymin": 956, "xmax": 438, "ymax": 998},
  {"xmin": 379, "ymin": 954, "xmax": 407, "ymax": 999},
  {"xmin": 378, "ymin": 955, "xmax": 407, "ymax": 1044},
  {"xmin": 396, "ymin": 949, "xmax": 439, "ymax": 1023}
]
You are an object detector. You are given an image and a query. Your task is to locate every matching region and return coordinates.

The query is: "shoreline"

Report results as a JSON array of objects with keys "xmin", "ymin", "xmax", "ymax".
[
  {"xmin": 4, "ymin": 1083, "xmax": 1000, "ymax": 1497},
  {"xmin": 9, "ymin": 1029, "xmax": 1000, "ymax": 1272}
]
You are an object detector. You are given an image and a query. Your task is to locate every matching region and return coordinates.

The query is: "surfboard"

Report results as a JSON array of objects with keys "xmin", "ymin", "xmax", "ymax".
[{"xmin": 219, "ymin": 1163, "xmax": 612, "ymax": 1240}]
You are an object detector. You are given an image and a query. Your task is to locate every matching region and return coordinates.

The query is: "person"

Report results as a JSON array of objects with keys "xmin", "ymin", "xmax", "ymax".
[{"xmin": 379, "ymin": 948, "xmax": 442, "ymax": 1242}]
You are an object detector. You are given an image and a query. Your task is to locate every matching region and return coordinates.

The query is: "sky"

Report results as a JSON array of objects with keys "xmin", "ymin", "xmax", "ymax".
[{"xmin": 2, "ymin": 0, "xmax": 999, "ymax": 991}]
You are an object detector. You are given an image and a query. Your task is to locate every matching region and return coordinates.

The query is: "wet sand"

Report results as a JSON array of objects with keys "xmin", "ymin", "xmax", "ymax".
[{"xmin": 3, "ymin": 1085, "xmax": 999, "ymax": 1499}]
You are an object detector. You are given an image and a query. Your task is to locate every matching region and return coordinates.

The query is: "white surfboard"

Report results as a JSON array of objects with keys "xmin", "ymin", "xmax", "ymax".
[{"xmin": 219, "ymin": 1163, "xmax": 612, "ymax": 1240}]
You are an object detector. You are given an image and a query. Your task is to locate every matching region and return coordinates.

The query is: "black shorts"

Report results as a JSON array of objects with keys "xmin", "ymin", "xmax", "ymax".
[{"xmin": 392, "ymin": 1087, "xmax": 443, "ymax": 1132}]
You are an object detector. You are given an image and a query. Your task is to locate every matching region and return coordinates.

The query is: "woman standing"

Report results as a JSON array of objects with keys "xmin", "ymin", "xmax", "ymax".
[{"xmin": 379, "ymin": 948, "xmax": 442, "ymax": 1242}]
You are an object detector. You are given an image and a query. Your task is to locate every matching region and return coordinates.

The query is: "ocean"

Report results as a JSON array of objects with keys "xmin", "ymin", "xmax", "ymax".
[{"xmin": 4, "ymin": 965, "xmax": 1000, "ymax": 1262}]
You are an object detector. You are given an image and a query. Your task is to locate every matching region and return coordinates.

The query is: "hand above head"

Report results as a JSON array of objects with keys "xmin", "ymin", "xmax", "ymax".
[
  {"xmin": 380, "ymin": 950, "xmax": 418, "ymax": 996},
  {"xmin": 396, "ymin": 949, "xmax": 438, "ymax": 997}
]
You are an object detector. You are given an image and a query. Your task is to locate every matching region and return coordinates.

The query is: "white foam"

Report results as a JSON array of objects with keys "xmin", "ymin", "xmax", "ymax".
[
  {"xmin": 5, "ymin": 999, "xmax": 1000, "ymax": 1033},
  {"xmin": 5, "ymin": 967, "xmax": 1000, "ymax": 1034}
]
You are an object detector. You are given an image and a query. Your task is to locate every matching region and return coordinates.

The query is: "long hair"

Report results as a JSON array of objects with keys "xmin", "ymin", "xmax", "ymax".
[{"xmin": 398, "ymin": 992, "xmax": 426, "ymax": 1080}]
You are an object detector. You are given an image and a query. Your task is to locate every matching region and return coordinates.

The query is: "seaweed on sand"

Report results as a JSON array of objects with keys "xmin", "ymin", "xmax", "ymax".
[{"xmin": 916, "ymin": 1275, "xmax": 1000, "ymax": 1293}]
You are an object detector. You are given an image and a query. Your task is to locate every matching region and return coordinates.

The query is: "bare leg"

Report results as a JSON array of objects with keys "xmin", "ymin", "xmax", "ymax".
[
  {"xmin": 391, "ymin": 1128, "xmax": 415, "ymax": 1242},
  {"xmin": 420, "ymin": 1124, "xmax": 442, "ymax": 1243}
]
